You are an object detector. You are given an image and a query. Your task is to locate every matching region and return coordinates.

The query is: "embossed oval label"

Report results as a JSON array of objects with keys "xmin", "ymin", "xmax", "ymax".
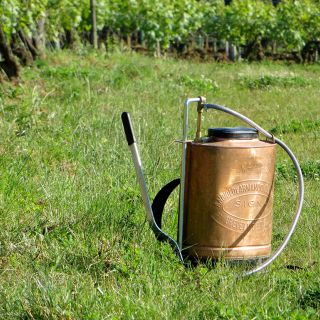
[
  {"xmin": 223, "ymin": 194, "xmax": 269, "ymax": 220},
  {"xmin": 212, "ymin": 180, "xmax": 273, "ymax": 232}
]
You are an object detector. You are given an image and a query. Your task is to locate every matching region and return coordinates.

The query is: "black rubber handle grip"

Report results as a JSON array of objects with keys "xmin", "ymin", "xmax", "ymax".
[{"xmin": 121, "ymin": 112, "xmax": 136, "ymax": 145}]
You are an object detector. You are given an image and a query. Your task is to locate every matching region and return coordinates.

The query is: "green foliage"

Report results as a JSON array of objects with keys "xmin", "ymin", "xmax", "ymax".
[
  {"xmin": 219, "ymin": 0, "xmax": 276, "ymax": 46},
  {"xmin": 270, "ymin": 119, "xmax": 320, "ymax": 134},
  {"xmin": 301, "ymin": 160, "xmax": 320, "ymax": 180},
  {"xmin": 274, "ymin": 0, "xmax": 320, "ymax": 50},
  {"xmin": 2, "ymin": 0, "xmax": 320, "ymax": 55},
  {"xmin": 240, "ymin": 75, "xmax": 310, "ymax": 89},
  {"xmin": 0, "ymin": 0, "xmax": 21, "ymax": 36},
  {"xmin": 136, "ymin": 0, "xmax": 204, "ymax": 50},
  {"xmin": 299, "ymin": 284, "xmax": 320, "ymax": 310},
  {"xmin": 180, "ymin": 74, "xmax": 219, "ymax": 92},
  {"xmin": 42, "ymin": 65, "xmax": 93, "ymax": 79},
  {"xmin": 276, "ymin": 160, "xmax": 320, "ymax": 180}
]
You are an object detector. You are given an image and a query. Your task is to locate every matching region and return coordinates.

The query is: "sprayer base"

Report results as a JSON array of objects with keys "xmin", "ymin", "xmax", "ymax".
[
  {"xmin": 183, "ymin": 244, "xmax": 271, "ymax": 261},
  {"xmin": 185, "ymin": 255, "xmax": 269, "ymax": 269}
]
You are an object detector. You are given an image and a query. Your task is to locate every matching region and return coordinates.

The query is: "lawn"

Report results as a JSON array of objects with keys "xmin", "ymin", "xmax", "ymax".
[{"xmin": 0, "ymin": 49, "xmax": 319, "ymax": 319}]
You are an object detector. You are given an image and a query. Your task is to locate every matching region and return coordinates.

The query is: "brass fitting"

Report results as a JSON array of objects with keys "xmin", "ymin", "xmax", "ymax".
[{"xmin": 195, "ymin": 96, "xmax": 206, "ymax": 141}]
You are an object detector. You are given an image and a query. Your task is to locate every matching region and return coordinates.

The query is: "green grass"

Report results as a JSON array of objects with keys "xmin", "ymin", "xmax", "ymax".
[{"xmin": 0, "ymin": 49, "xmax": 319, "ymax": 319}]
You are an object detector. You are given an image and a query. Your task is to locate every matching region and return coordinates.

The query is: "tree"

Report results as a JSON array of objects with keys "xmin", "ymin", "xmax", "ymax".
[
  {"xmin": 90, "ymin": 0, "xmax": 98, "ymax": 48},
  {"xmin": 0, "ymin": 25, "xmax": 20, "ymax": 79}
]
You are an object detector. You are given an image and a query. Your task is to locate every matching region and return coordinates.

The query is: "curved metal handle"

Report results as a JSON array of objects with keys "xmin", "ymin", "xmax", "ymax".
[{"xmin": 121, "ymin": 112, "xmax": 184, "ymax": 263}]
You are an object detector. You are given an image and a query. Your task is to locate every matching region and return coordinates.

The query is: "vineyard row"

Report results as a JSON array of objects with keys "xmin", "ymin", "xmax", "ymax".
[{"xmin": 1, "ymin": 0, "xmax": 320, "ymax": 80}]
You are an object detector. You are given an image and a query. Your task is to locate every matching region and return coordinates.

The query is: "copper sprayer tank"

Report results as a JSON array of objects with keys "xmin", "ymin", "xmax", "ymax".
[{"xmin": 182, "ymin": 128, "xmax": 276, "ymax": 260}]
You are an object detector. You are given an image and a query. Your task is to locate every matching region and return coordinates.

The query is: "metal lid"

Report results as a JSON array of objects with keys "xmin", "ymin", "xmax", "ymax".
[{"xmin": 208, "ymin": 127, "xmax": 259, "ymax": 139}]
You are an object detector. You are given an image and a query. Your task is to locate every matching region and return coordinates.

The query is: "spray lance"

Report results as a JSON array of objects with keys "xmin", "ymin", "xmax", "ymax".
[{"xmin": 121, "ymin": 97, "xmax": 304, "ymax": 276}]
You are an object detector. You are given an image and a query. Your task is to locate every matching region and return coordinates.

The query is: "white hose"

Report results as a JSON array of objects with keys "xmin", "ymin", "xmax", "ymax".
[{"xmin": 203, "ymin": 103, "xmax": 304, "ymax": 276}]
